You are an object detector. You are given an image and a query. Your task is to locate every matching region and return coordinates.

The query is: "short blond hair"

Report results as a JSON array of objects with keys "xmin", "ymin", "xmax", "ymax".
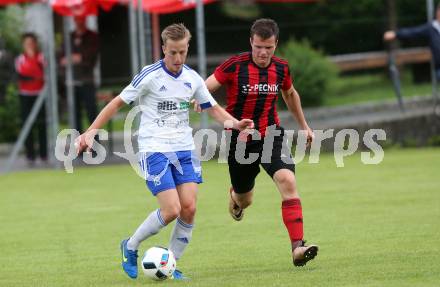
[{"xmin": 161, "ymin": 23, "xmax": 192, "ymax": 44}]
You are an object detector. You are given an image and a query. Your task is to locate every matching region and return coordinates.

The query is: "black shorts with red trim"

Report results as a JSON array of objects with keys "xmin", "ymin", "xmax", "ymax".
[{"xmin": 227, "ymin": 126, "xmax": 295, "ymax": 194}]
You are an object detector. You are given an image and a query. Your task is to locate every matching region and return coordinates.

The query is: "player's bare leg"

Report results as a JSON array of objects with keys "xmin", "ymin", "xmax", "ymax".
[
  {"xmin": 229, "ymin": 188, "xmax": 253, "ymax": 221},
  {"xmin": 176, "ymin": 182, "xmax": 198, "ymax": 225},
  {"xmin": 273, "ymin": 169, "xmax": 318, "ymax": 266},
  {"xmin": 156, "ymin": 189, "xmax": 182, "ymax": 223}
]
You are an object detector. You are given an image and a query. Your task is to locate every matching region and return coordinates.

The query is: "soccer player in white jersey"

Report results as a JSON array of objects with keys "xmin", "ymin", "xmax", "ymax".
[{"xmin": 75, "ymin": 23, "xmax": 254, "ymax": 280}]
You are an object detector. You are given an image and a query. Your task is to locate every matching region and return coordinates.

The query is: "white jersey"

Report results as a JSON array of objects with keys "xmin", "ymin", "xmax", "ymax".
[{"xmin": 119, "ymin": 60, "xmax": 217, "ymax": 152}]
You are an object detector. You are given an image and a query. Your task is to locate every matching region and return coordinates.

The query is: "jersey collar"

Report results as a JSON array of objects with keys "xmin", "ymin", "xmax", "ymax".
[
  {"xmin": 250, "ymin": 51, "xmax": 273, "ymax": 69},
  {"xmin": 161, "ymin": 60, "xmax": 183, "ymax": 78}
]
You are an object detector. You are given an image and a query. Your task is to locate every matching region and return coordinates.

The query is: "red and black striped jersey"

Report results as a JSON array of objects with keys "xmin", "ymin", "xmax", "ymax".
[{"xmin": 214, "ymin": 52, "xmax": 292, "ymax": 136}]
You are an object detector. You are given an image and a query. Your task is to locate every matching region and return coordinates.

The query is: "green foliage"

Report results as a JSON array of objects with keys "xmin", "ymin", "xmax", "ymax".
[
  {"xmin": 0, "ymin": 6, "xmax": 25, "ymax": 53},
  {"xmin": 277, "ymin": 39, "xmax": 338, "ymax": 107},
  {"xmin": 427, "ymin": 135, "xmax": 440, "ymax": 147},
  {"xmin": 378, "ymin": 138, "xmax": 399, "ymax": 150},
  {"xmin": 0, "ymin": 85, "xmax": 20, "ymax": 143},
  {"xmin": 220, "ymin": 1, "xmax": 261, "ymax": 20},
  {"xmin": 400, "ymin": 137, "xmax": 419, "ymax": 148},
  {"xmin": 134, "ymin": 1, "xmax": 429, "ymax": 57},
  {"xmin": 259, "ymin": 0, "xmax": 426, "ymax": 54}
]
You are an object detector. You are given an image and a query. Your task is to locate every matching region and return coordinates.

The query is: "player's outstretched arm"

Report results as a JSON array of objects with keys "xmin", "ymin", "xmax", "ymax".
[
  {"xmin": 75, "ymin": 95, "xmax": 126, "ymax": 154},
  {"xmin": 207, "ymin": 105, "xmax": 254, "ymax": 132},
  {"xmin": 281, "ymin": 86, "xmax": 314, "ymax": 145}
]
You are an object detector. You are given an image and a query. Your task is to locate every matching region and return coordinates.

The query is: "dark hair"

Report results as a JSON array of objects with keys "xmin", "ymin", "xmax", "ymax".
[
  {"xmin": 250, "ymin": 18, "xmax": 279, "ymax": 41},
  {"xmin": 21, "ymin": 32, "xmax": 38, "ymax": 43}
]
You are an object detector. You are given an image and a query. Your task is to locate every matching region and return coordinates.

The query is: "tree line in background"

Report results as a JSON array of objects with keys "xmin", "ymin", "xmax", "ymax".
[{"xmin": 160, "ymin": 0, "xmax": 429, "ymax": 55}]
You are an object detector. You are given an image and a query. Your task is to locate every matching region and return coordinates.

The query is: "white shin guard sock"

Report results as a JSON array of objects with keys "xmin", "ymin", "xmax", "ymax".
[
  {"xmin": 168, "ymin": 218, "xmax": 193, "ymax": 260},
  {"xmin": 127, "ymin": 209, "xmax": 166, "ymax": 251}
]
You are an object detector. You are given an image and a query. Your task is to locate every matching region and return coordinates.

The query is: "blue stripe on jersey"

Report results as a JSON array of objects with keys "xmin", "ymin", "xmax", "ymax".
[
  {"xmin": 183, "ymin": 64, "xmax": 192, "ymax": 70},
  {"xmin": 131, "ymin": 61, "xmax": 161, "ymax": 87},
  {"xmin": 132, "ymin": 65, "xmax": 160, "ymax": 88},
  {"xmin": 132, "ymin": 62, "xmax": 161, "ymax": 87},
  {"xmin": 131, "ymin": 62, "xmax": 159, "ymax": 85},
  {"xmin": 132, "ymin": 60, "xmax": 161, "ymax": 83},
  {"xmin": 200, "ymin": 102, "xmax": 213, "ymax": 110}
]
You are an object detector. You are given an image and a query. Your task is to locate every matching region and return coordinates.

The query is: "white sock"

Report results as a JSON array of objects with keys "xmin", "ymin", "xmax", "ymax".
[
  {"xmin": 168, "ymin": 218, "xmax": 193, "ymax": 260},
  {"xmin": 127, "ymin": 209, "xmax": 166, "ymax": 251}
]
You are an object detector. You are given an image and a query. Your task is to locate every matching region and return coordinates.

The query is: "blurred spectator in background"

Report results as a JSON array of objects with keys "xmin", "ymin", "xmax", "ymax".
[
  {"xmin": 384, "ymin": 3, "xmax": 440, "ymax": 80},
  {"xmin": 0, "ymin": 36, "xmax": 14, "ymax": 105},
  {"xmin": 15, "ymin": 33, "xmax": 47, "ymax": 165},
  {"xmin": 60, "ymin": 15, "xmax": 99, "ymax": 133}
]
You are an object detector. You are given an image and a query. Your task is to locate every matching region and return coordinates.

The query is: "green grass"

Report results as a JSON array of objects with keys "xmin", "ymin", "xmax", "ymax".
[
  {"xmin": 1, "ymin": 148, "xmax": 439, "ymax": 286},
  {"xmin": 324, "ymin": 71, "xmax": 434, "ymax": 106}
]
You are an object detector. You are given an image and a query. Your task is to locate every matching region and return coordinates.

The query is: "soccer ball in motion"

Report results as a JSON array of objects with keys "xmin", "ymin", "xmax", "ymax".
[{"xmin": 141, "ymin": 247, "xmax": 176, "ymax": 280}]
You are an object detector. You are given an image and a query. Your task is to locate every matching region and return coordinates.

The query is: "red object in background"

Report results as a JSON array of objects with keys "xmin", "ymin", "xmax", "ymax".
[
  {"xmin": 51, "ymin": 0, "xmax": 119, "ymax": 16},
  {"xmin": 52, "ymin": 0, "xmax": 217, "ymax": 16},
  {"xmin": 1, "ymin": 0, "xmax": 316, "ymax": 16},
  {"xmin": 51, "ymin": 0, "xmax": 96, "ymax": 16},
  {"xmin": 142, "ymin": 0, "xmax": 216, "ymax": 14},
  {"xmin": 141, "ymin": 0, "xmax": 315, "ymax": 14},
  {"xmin": 51, "ymin": 0, "xmax": 216, "ymax": 16},
  {"xmin": 15, "ymin": 53, "xmax": 45, "ymax": 95}
]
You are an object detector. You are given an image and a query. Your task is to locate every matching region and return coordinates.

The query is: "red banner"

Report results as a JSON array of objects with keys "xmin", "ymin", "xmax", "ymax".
[
  {"xmin": 50, "ymin": 0, "xmax": 118, "ymax": 16},
  {"xmin": 142, "ymin": 0, "xmax": 216, "ymax": 14}
]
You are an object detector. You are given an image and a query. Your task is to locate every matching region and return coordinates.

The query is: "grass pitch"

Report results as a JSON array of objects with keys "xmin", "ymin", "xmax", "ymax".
[{"xmin": 1, "ymin": 148, "xmax": 439, "ymax": 286}]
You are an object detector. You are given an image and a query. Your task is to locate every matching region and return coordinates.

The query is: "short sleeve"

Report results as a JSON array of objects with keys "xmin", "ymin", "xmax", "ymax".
[
  {"xmin": 120, "ymin": 66, "xmax": 155, "ymax": 104},
  {"xmin": 214, "ymin": 66, "xmax": 229, "ymax": 84},
  {"xmin": 282, "ymin": 65, "xmax": 293, "ymax": 91},
  {"xmin": 193, "ymin": 75, "xmax": 217, "ymax": 110},
  {"xmin": 213, "ymin": 56, "xmax": 237, "ymax": 84},
  {"xmin": 119, "ymin": 83, "xmax": 140, "ymax": 105}
]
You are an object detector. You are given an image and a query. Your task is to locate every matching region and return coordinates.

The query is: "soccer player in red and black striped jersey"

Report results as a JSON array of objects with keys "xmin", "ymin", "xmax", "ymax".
[{"xmin": 205, "ymin": 18, "xmax": 318, "ymax": 266}]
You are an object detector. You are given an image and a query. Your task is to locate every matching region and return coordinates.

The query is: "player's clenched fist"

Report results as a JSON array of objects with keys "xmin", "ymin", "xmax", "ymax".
[
  {"xmin": 235, "ymin": 119, "xmax": 254, "ymax": 132},
  {"xmin": 75, "ymin": 130, "xmax": 96, "ymax": 155}
]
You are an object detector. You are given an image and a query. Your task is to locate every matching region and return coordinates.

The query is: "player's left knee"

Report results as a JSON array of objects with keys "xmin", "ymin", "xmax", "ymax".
[
  {"xmin": 181, "ymin": 202, "xmax": 197, "ymax": 218},
  {"xmin": 274, "ymin": 170, "xmax": 296, "ymax": 189}
]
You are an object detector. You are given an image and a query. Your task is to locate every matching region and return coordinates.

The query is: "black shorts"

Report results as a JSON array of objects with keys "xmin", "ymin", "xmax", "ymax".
[{"xmin": 227, "ymin": 126, "xmax": 295, "ymax": 194}]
